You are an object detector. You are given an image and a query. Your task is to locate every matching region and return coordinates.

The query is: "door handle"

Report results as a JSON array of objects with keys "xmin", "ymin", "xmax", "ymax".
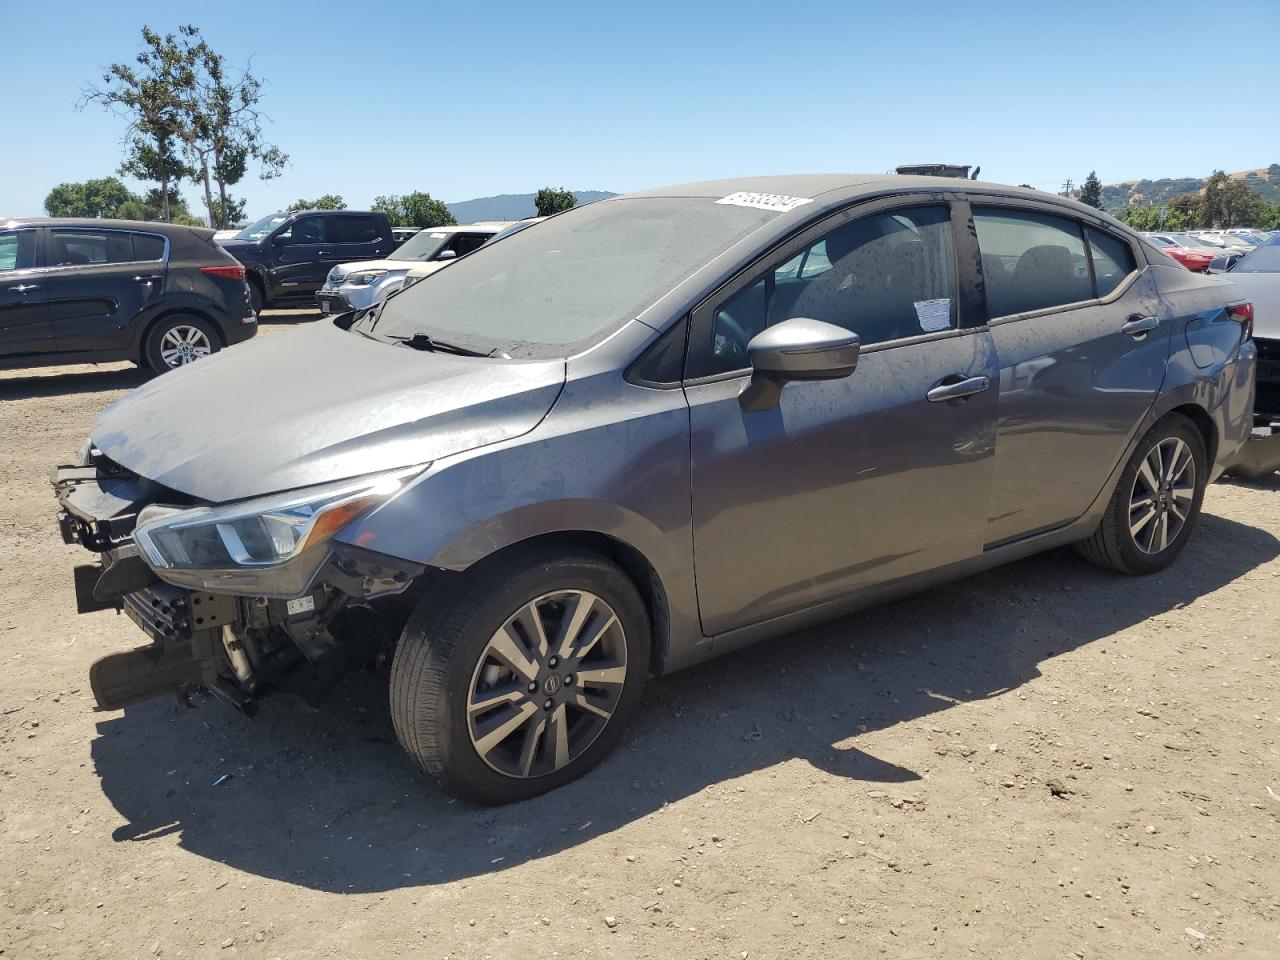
[
  {"xmin": 132, "ymin": 274, "xmax": 163, "ymax": 283},
  {"xmin": 1122, "ymin": 314, "xmax": 1160, "ymax": 338},
  {"xmin": 927, "ymin": 375, "xmax": 990, "ymax": 403},
  {"xmin": 6, "ymin": 283, "xmax": 39, "ymax": 293}
]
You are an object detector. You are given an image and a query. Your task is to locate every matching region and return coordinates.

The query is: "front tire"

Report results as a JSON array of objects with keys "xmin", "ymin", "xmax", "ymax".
[
  {"xmin": 143, "ymin": 314, "xmax": 220, "ymax": 373},
  {"xmin": 390, "ymin": 546, "xmax": 650, "ymax": 804},
  {"xmin": 1076, "ymin": 413, "xmax": 1207, "ymax": 575}
]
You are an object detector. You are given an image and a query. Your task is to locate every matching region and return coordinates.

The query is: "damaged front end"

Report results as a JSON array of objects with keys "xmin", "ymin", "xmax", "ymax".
[{"xmin": 54, "ymin": 448, "xmax": 425, "ymax": 712}]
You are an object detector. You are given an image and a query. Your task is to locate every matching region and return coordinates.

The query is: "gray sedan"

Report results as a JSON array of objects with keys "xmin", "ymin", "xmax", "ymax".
[{"xmin": 55, "ymin": 175, "xmax": 1255, "ymax": 803}]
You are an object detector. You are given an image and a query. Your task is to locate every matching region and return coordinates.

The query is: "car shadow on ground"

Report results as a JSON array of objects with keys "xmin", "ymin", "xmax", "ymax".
[
  {"xmin": 89, "ymin": 512, "xmax": 1277, "ymax": 893},
  {"xmin": 0, "ymin": 365, "xmax": 149, "ymax": 400}
]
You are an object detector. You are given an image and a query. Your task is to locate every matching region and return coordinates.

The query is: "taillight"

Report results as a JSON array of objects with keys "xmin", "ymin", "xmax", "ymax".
[
  {"xmin": 1228, "ymin": 302, "xmax": 1253, "ymax": 341},
  {"xmin": 201, "ymin": 264, "xmax": 246, "ymax": 280}
]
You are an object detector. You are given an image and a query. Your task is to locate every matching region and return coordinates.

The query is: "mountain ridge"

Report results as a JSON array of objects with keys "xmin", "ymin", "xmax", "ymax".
[{"xmin": 445, "ymin": 190, "xmax": 616, "ymax": 223}]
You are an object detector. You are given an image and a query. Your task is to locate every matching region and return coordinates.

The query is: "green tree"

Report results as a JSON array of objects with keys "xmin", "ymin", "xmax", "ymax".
[
  {"xmin": 1200, "ymin": 171, "xmax": 1268, "ymax": 228},
  {"xmin": 1120, "ymin": 206, "xmax": 1164, "ymax": 232},
  {"xmin": 84, "ymin": 26, "xmax": 288, "ymax": 229},
  {"xmin": 1077, "ymin": 171, "xmax": 1103, "ymax": 209},
  {"xmin": 1165, "ymin": 192, "xmax": 1202, "ymax": 230},
  {"xmin": 535, "ymin": 187, "xmax": 577, "ymax": 217},
  {"xmin": 1259, "ymin": 204, "xmax": 1280, "ymax": 231},
  {"xmin": 372, "ymin": 192, "xmax": 456, "ymax": 227},
  {"xmin": 80, "ymin": 27, "xmax": 195, "ymax": 220},
  {"xmin": 44, "ymin": 177, "xmax": 134, "ymax": 218},
  {"xmin": 287, "ymin": 195, "xmax": 347, "ymax": 212}
]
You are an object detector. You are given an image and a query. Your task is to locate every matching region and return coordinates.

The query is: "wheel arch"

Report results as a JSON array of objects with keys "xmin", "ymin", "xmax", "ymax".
[
  {"xmin": 1166, "ymin": 402, "xmax": 1217, "ymax": 467},
  {"xmin": 445, "ymin": 529, "xmax": 674, "ymax": 676},
  {"xmin": 135, "ymin": 305, "xmax": 227, "ymax": 362}
]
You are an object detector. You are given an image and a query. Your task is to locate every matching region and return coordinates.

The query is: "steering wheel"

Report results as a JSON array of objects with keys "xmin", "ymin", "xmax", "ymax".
[{"xmin": 713, "ymin": 310, "xmax": 752, "ymax": 368}]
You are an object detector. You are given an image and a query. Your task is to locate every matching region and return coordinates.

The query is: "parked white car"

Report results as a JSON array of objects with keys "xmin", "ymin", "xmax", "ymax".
[{"xmin": 317, "ymin": 222, "xmax": 524, "ymax": 314}]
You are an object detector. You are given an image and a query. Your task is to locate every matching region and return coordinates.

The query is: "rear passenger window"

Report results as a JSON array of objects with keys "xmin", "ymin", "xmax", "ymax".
[
  {"xmin": 330, "ymin": 215, "xmax": 380, "ymax": 244},
  {"xmin": 973, "ymin": 209, "xmax": 1091, "ymax": 317},
  {"xmin": 1086, "ymin": 228, "xmax": 1136, "ymax": 297},
  {"xmin": 132, "ymin": 234, "xmax": 166, "ymax": 261},
  {"xmin": 49, "ymin": 231, "xmax": 134, "ymax": 267}
]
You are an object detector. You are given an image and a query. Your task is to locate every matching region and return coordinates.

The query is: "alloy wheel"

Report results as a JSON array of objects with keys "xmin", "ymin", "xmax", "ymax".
[
  {"xmin": 159, "ymin": 324, "xmax": 214, "ymax": 368},
  {"xmin": 466, "ymin": 589, "xmax": 628, "ymax": 779},
  {"xmin": 1128, "ymin": 436, "xmax": 1195, "ymax": 554}
]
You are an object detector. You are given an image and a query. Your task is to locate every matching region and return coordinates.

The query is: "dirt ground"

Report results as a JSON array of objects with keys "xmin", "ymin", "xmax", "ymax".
[{"xmin": 1, "ymin": 312, "xmax": 1278, "ymax": 960}]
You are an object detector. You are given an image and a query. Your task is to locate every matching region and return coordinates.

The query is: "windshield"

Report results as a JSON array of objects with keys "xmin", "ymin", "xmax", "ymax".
[
  {"xmin": 1145, "ymin": 235, "xmax": 1173, "ymax": 248},
  {"xmin": 1231, "ymin": 238, "xmax": 1280, "ymax": 273},
  {"xmin": 364, "ymin": 197, "xmax": 780, "ymax": 358},
  {"xmin": 389, "ymin": 230, "xmax": 454, "ymax": 262},
  {"xmin": 235, "ymin": 213, "xmax": 289, "ymax": 241}
]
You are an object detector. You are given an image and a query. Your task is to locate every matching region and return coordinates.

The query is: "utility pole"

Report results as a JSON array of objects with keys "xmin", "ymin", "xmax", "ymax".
[{"xmin": 1060, "ymin": 178, "xmax": 1075, "ymax": 197}]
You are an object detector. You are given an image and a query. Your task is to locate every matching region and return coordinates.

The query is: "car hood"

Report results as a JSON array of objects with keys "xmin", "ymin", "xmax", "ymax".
[
  {"xmin": 331, "ymin": 258, "xmax": 449, "ymax": 281},
  {"xmin": 90, "ymin": 320, "xmax": 566, "ymax": 502}
]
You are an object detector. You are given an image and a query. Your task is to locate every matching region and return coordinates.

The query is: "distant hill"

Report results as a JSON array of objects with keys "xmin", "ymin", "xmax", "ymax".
[
  {"xmin": 446, "ymin": 190, "xmax": 617, "ymax": 223},
  {"xmin": 1100, "ymin": 164, "xmax": 1280, "ymax": 211}
]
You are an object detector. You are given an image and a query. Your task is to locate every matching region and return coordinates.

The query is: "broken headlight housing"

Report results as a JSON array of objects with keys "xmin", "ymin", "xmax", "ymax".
[{"xmin": 133, "ymin": 467, "xmax": 422, "ymax": 596}]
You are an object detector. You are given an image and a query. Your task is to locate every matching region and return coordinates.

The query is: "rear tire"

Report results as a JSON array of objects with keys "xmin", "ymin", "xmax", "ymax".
[
  {"xmin": 390, "ymin": 546, "xmax": 650, "ymax": 804},
  {"xmin": 143, "ymin": 314, "xmax": 220, "ymax": 373},
  {"xmin": 249, "ymin": 279, "xmax": 266, "ymax": 315},
  {"xmin": 1076, "ymin": 413, "xmax": 1207, "ymax": 575}
]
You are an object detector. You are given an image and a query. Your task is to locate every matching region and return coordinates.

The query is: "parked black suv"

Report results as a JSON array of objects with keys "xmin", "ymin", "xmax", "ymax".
[
  {"xmin": 1, "ymin": 219, "xmax": 256, "ymax": 373},
  {"xmin": 217, "ymin": 210, "xmax": 395, "ymax": 311}
]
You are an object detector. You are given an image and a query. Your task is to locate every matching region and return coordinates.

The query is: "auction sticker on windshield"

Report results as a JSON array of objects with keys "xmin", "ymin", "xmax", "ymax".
[{"xmin": 716, "ymin": 192, "xmax": 813, "ymax": 213}]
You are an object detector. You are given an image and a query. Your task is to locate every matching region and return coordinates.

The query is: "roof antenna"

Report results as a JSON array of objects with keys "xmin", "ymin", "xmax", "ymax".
[{"xmin": 970, "ymin": 166, "xmax": 981, "ymax": 180}]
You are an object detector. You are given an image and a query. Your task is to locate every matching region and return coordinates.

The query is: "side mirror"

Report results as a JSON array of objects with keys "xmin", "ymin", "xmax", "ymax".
[
  {"xmin": 738, "ymin": 316, "xmax": 860, "ymax": 412},
  {"xmin": 436, "ymin": 249, "xmax": 458, "ymax": 261}
]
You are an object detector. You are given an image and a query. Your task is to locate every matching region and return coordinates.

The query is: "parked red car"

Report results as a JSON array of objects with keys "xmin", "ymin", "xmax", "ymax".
[{"xmin": 1143, "ymin": 235, "xmax": 1213, "ymax": 272}]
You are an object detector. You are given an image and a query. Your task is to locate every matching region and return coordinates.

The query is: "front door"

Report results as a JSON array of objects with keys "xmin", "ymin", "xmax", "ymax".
[
  {"xmin": 271, "ymin": 215, "xmax": 332, "ymax": 296},
  {"xmin": 970, "ymin": 203, "xmax": 1171, "ymax": 546},
  {"xmin": 0, "ymin": 228, "xmax": 55, "ymax": 359},
  {"xmin": 685, "ymin": 201, "xmax": 999, "ymax": 636}
]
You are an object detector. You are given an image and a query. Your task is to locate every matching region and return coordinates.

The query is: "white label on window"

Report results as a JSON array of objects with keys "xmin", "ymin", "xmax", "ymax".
[
  {"xmin": 286, "ymin": 595, "xmax": 316, "ymax": 616},
  {"xmin": 914, "ymin": 298, "xmax": 951, "ymax": 333},
  {"xmin": 716, "ymin": 192, "xmax": 813, "ymax": 213},
  {"xmin": 429, "ymin": 233, "xmax": 447, "ymax": 238}
]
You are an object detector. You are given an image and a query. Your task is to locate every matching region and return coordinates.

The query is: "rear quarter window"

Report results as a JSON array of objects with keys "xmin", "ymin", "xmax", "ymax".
[{"xmin": 1086, "ymin": 227, "xmax": 1137, "ymax": 297}]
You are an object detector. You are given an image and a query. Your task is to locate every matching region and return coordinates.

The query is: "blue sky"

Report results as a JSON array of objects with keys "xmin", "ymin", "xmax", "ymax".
[{"xmin": 3, "ymin": 0, "xmax": 1277, "ymax": 220}]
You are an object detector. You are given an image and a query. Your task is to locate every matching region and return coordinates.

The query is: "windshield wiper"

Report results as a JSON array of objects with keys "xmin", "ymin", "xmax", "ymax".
[{"xmin": 388, "ymin": 333, "xmax": 494, "ymax": 358}]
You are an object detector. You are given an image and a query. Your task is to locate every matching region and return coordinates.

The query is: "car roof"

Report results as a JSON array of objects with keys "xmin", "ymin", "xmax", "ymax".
[
  {"xmin": 2, "ymin": 217, "xmax": 212, "ymax": 236},
  {"xmin": 615, "ymin": 174, "xmax": 1113, "ymax": 223}
]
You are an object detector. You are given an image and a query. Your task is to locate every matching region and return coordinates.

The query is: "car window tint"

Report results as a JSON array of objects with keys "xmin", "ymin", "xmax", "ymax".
[
  {"xmin": 49, "ymin": 230, "xmax": 134, "ymax": 266},
  {"xmin": 1086, "ymin": 228, "xmax": 1136, "ymax": 297},
  {"xmin": 0, "ymin": 230, "xmax": 37, "ymax": 271},
  {"xmin": 329, "ymin": 215, "xmax": 379, "ymax": 244},
  {"xmin": 973, "ymin": 209, "xmax": 1091, "ymax": 317},
  {"xmin": 132, "ymin": 233, "xmax": 166, "ymax": 261},
  {"xmin": 453, "ymin": 233, "xmax": 490, "ymax": 256},
  {"xmin": 277, "ymin": 217, "xmax": 327, "ymax": 244},
  {"xmin": 706, "ymin": 206, "xmax": 956, "ymax": 375}
]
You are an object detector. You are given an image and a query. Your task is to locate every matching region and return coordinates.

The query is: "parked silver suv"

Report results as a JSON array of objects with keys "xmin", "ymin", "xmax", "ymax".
[
  {"xmin": 55, "ymin": 175, "xmax": 1255, "ymax": 803},
  {"xmin": 316, "ymin": 221, "xmax": 516, "ymax": 315}
]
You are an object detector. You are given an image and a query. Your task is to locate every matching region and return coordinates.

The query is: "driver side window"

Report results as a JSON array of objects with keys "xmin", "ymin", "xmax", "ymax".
[{"xmin": 706, "ymin": 205, "xmax": 956, "ymax": 375}]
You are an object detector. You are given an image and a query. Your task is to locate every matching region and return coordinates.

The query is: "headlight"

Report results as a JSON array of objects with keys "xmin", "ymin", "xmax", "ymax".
[
  {"xmin": 347, "ymin": 270, "xmax": 389, "ymax": 286},
  {"xmin": 134, "ymin": 467, "xmax": 421, "ymax": 576}
]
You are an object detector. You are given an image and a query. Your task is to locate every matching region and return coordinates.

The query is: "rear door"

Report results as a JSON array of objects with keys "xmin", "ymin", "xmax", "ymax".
[
  {"xmin": 685, "ymin": 197, "xmax": 999, "ymax": 636},
  {"xmin": 46, "ymin": 228, "xmax": 165, "ymax": 355},
  {"xmin": 0, "ymin": 227, "xmax": 55, "ymax": 359},
  {"xmin": 326, "ymin": 213, "xmax": 386, "ymax": 273},
  {"xmin": 970, "ymin": 200, "xmax": 1170, "ymax": 546}
]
